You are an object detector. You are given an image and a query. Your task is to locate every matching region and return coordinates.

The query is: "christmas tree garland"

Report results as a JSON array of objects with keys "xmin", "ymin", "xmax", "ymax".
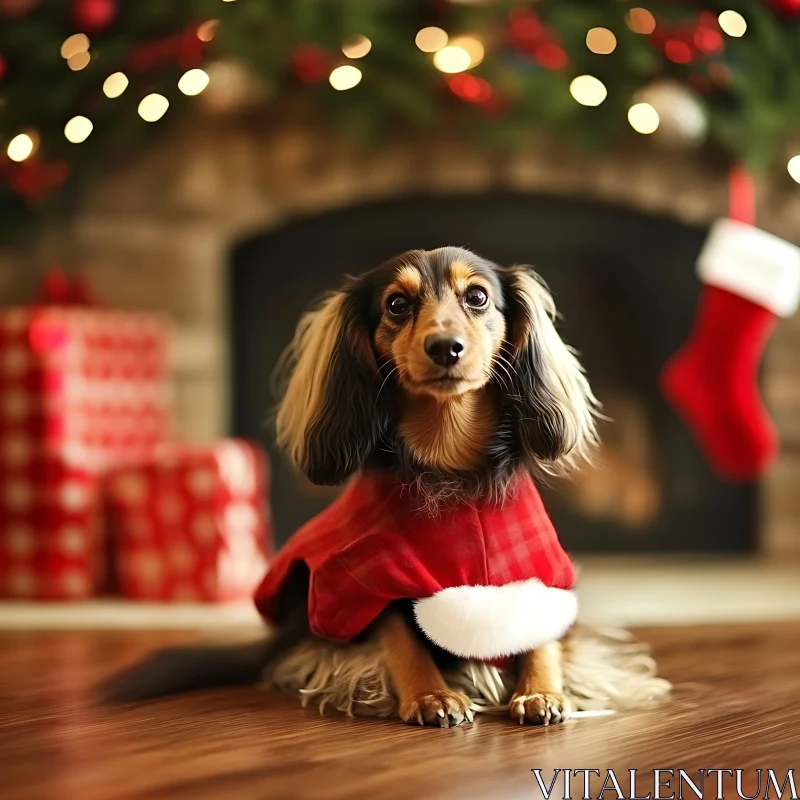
[{"xmin": 1, "ymin": 0, "xmax": 799, "ymax": 242}]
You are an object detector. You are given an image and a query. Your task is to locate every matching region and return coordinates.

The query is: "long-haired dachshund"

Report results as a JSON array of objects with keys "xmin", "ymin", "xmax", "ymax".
[{"xmin": 101, "ymin": 246, "xmax": 601, "ymax": 727}]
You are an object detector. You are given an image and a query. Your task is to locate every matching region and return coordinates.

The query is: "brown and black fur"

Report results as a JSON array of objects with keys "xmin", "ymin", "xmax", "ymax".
[{"xmin": 100, "ymin": 247, "xmax": 599, "ymax": 727}]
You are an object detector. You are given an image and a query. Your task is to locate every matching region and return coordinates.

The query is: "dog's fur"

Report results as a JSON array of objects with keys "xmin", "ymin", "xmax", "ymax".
[{"xmin": 100, "ymin": 247, "xmax": 606, "ymax": 727}]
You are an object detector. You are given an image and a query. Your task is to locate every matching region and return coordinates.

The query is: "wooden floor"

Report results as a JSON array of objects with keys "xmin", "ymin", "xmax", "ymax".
[{"xmin": 1, "ymin": 623, "xmax": 798, "ymax": 800}]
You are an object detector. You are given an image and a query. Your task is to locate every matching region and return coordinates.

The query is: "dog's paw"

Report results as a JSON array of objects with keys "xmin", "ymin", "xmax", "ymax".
[
  {"xmin": 509, "ymin": 692, "xmax": 571, "ymax": 726},
  {"xmin": 400, "ymin": 690, "xmax": 474, "ymax": 728}
]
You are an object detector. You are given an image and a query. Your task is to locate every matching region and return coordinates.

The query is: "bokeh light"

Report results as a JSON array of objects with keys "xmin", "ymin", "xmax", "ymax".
[
  {"xmin": 67, "ymin": 51, "xmax": 91, "ymax": 71},
  {"xmin": 60, "ymin": 33, "xmax": 89, "ymax": 60},
  {"xmin": 628, "ymin": 102, "xmax": 660, "ymax": 134},
  {"xmin": 342, "ymin": 35, "xmax": 372, "ymax": 59},
  {"xmin": 329, "ymin": 65, "xmax": 362, "ymax": 90},
  {"xmin": 569, "ymin": 75, "xmax": 607, "ymax": 106},
  {"xmin": 718, "ymin": 10, "xmax": 747, "ymax": 37},
  {"xmin": 6, "ymin": 133, "xmax": 37, "ymax": 162},
  {"xmin": 449, "ymin": 36, "xmax": 484, "ymax": 68},
  {"xmin": 103, "ymin": 72, "xmax": 129, "ymax": 98},
  {"xmin": 415, "ymin": 27, "xmax": 448, "ymax": 53},
  {"xmin": 433, "ymin": 45, "xmax": 472, "ymax": 74},
  {"xmin": 448, "ymin": 74, "xmax": 492, "ymax": 103},
  {"xmin": 64, "ymin": 116, "xmax": 93, "ymax": 144},
  {"xmin": 178, "ymin": 68, "xmax": 210, "ymax": 96},
  {"xmin": 197, "ymin": 20, "xmax": 219, "ymax": 42},
  {"xmin": 138, "ymin": 94, "xmax": 169, "ymax": 122},
  {"xmin": 788, "ymin": 155, "xmax": 800, "ymax": 184},
  {"xmin": 586, "ymin": 28, "xmax": 617, "ymax": 55},
  {"xmin": 665, "ymin": 40, "xmax": 693, "ymax": 63},
  {"xmin": 626, "ymin": 8, "xmax": 656, "ymax": 35}
]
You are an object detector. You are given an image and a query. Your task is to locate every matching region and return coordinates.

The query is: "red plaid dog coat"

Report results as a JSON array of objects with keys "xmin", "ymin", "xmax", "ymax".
[{"xmin": 254, "ymin": 471, "xmax": 577, "ymax": 659}]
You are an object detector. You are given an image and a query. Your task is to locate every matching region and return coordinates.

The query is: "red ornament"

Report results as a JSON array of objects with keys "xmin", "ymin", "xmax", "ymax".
[
  {"xmin": 290, "ymin": 44, "xmax": 331, "ymax": 84},
  {"xmin": 0, "ymin": 53, "xmax": 6, "ymax": 79},
  {"xmin": 71, "ymin": 0, "xmax": 116, "ymax": 33},
  {"xmin": 447, "ymin": 74, "xmax": 493, "ymax": 104},
  {"xmin": 694, "ymin": 26, "xmax": 723, "ymax": 54},
  {"xmin": 664, "ymin": 39, "xmax": 694, "ymax": 64},
  {"xmin": 534, "ymin": 42, "xmax": 568, "ymax": 70},
  {"xmin": 770, "ymin": 0, "xmax": 800, "ymax": 14}
]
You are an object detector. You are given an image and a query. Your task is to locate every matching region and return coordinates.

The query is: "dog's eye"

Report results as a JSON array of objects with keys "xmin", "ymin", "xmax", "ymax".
[
  {"xmin": 465, "ymin": 286, "xmax": 488, "ymax": 309},
  {"xmin": 387, "ymin": 294, "xmax": 410, "ymax": 317}
]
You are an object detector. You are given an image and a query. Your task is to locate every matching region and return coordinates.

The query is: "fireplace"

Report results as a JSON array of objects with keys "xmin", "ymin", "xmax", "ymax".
[{"xmin": 231, "ymin": 192, "xmax": 757, "ymax": 552}]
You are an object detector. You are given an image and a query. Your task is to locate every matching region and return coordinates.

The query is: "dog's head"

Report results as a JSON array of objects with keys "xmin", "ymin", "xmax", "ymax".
[{"xmin": 276, "ymin": 246, "xmax": 599, "ymax": 487}]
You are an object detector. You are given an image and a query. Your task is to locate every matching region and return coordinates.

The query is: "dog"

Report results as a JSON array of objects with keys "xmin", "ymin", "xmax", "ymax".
[{"xmin": 101, "ymin": 246, "xmax": 602, "ymax": 727}]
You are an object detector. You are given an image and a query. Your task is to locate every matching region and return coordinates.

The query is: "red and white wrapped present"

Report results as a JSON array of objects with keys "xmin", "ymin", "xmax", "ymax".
[
  {"xmin": 107, "ymin": 439, "xmax": 271, "ymax": 602},
  {"xmin": 0, "ymin": 456, "xmax": 102, "ymax": 599},
  {"xmin": 0, "ymin": 305, "xmax": 171, "ymax": 472},
  {"xmin": 0, "ymin": 298, "xmax": 172, "ymax": 599}
]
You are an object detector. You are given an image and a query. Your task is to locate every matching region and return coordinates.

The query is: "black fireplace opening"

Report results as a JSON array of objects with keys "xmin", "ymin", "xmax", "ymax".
[{"xmin": 229, "ymin": 193, "xmax": 758, "ymax": 553}]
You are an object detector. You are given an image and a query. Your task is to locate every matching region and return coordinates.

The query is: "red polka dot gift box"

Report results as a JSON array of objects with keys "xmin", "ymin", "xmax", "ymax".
[
  {"xmin": 0, "ymin": 456, "xmax": 102, "ymax": 599},
  {"xmin": 107, "ymin": 440, "xmax": 271, "ymax": 602},
  {"xmin": 0, "ymin": 302, "xmax": 172, "ymax": 600},
  {"xmin": 0, "ymin": 305, "xmax": 172, "ymax": 474}
]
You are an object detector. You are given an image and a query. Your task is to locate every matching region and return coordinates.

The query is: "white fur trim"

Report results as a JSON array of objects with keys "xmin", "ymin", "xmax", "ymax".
[
  {"xmin": 698, "ymin": 218, "xmax": 800, "ymax": 317},
  {"xmin": 413, "ymin": 579, "xmax": 578, "ymax": 660}
]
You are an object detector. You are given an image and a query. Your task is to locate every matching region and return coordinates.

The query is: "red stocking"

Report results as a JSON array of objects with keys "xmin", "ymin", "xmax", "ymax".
[{"xmin": 660, "ymin": 219, "xmax": 800, "ymax": 482}]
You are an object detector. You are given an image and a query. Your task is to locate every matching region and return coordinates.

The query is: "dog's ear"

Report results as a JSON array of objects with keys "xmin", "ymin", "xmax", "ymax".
[
  {"xmin": 275, "ymin": 285, "xmax": 389, "ymax": 485},
  {"xmin": 498, "ymin": 265, "xmax": 600, "ymax": 474}
]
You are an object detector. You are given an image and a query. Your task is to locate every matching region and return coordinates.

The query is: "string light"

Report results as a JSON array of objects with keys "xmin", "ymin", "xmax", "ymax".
[
  {"xmin": 415, "ymin": 27, "xmax": 448, "ymax": 53},
  {"xmin": 197, "ymin": 20, "xmax": 219, "ymax": 42},
  {"xmin": 449, "ymin": 36, "xmax": 484, "ymax": 68},
  {"xmin": 329, "ymin": 65, "xmax": 362, "ymax": 90},
  {"xmin": 342, "ymin": 35, "xmax": 372, "ymax": 59},
  {"xmin": 628, "ymin": 102, "xmax": 660, "ymax": 134},
  {"xmin": 64, "ymin": 116, "xmax": 93, "ymax": 144},
  {"xmin": 433, "ymin": 45, "xmax": 471, "ymax": 74},
  {"xmin": 788, "ymin": 156, "xmax": 800, "ymax": 184},
  {"xmin": 626, "ymin": 8, "xmax": 656, "ymax": 35},
  {"xmin": 6, "ymin": 133, "xmax": 37, "ymax": 163},
  {"xmin": 586, "ymin": 27, "xmax": 616, "ymax": 55},
  {"xmin": 67, "ymin": 51, "xmax": 91, "ymax": 71},
  {"xmin": 60, "ymin": 33, "xmax": 89, "ymax": 60},
  {"xmin": 138, "ymin": 93, "xmax": 169, "ymax": 122},
  {"xmin": 569, "ymin": 75, "xmax": 607, "ymax": 106},
  {"xmin": 178, "ymin": 68, "xmax": 210, "ymax": 96},
  {"xmin": 718, "ymin": 10, "xmax": 747, "ymax": 37},
  {"xmin": 103, "ymin": 72, "xmax": 128, "ymax": 98}
]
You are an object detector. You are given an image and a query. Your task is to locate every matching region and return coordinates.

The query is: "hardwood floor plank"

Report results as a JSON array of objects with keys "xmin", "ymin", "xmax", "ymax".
[{"xmin": 0, "ymin": 624, "xmax": 798, "ymax": 800}]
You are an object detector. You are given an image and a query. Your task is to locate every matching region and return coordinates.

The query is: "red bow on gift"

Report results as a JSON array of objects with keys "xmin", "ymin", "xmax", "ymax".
[{"xmin": 36, "ymin": 265, "xmax": 99, "ymax": 306}]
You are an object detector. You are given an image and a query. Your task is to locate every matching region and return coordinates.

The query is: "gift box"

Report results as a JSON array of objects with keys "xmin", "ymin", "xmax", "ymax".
[
  {"xmin": 0, "ymin": 305, "xmax": 172, "ymax": 474},
  {"xmin": 107, "ymin": 439, "xmax": 271, "ymax": 602},
  {"xmin": 0, "ymin": 455, "xmax": 102, "ymax": 599},
  {"xmin": 0, "ymin": 301, "xmax": 172, "ymax": 600}
]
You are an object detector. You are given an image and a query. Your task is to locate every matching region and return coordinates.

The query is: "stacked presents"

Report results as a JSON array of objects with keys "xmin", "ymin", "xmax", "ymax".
[{"xmin": 0, "ymin": 271, "xmax": 270, "ymax": 601}]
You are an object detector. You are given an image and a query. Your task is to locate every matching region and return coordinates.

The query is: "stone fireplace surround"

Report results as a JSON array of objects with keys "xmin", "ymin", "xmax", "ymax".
[{"xmin": 1, "ymin": 109, "xmax": 798, "ymax": 556}]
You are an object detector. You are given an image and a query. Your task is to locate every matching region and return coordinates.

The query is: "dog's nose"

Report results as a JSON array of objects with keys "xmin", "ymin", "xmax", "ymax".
[{"xmin": 424, "ymin": 334, "xmax": 465, "ymax": 367}]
